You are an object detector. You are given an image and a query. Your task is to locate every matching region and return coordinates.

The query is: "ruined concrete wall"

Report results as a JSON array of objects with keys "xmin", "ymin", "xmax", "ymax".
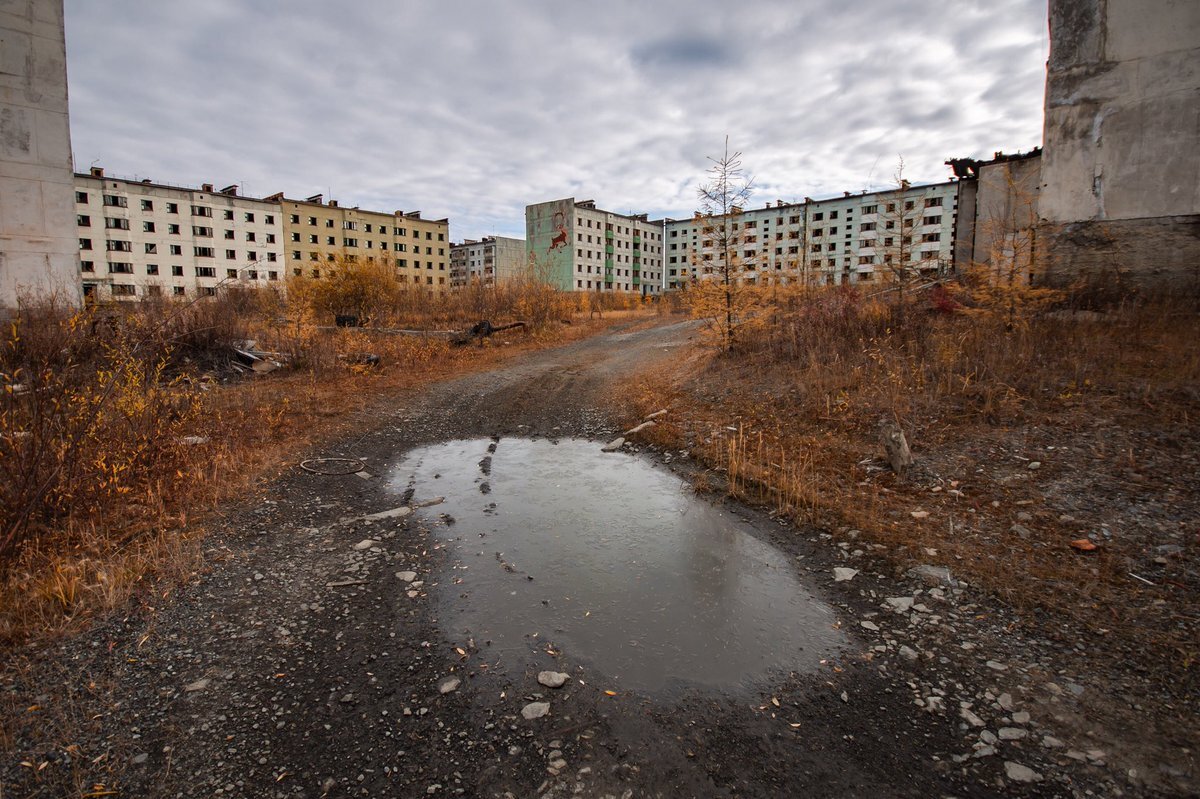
[
  {"xmin": 1040, "ymin": 0, "xmax": 1200, "ymax": 285},
  {"xmin": 973, "ymin": 156, "xmax": 1042, "ymax": 276},
  {"xmin": 0, "ymin": 0, "xmax": 80, "ymax": 308}
]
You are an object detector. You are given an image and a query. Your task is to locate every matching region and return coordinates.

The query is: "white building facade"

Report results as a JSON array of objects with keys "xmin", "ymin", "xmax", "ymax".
[
  {"xmin": 449, "ymin": 236, "xmax": 526, "ymax": 287},
  {"xmin": 664, "ymin": 181, "xmax": 960, "ymax": 288},
  {"xmin": 75, "ymin": 169, "xmax": 286, "ymax": 301}
]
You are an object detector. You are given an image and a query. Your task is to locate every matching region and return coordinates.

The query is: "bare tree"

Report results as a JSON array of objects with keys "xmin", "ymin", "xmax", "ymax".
[{"xmin": 693, "ymin": 138, "xmax": 756, "ymax": 350}]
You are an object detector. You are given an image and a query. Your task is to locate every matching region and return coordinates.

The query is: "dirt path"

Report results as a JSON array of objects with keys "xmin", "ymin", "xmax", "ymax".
[{"xmin": 3, "ymin": 319, "xmax": 1189, "ymax": 798}]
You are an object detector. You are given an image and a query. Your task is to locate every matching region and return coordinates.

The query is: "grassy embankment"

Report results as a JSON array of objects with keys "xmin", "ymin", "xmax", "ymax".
[{"xmin": 630, "ymin": 279, "xmax": 1200, "ymax": 672}]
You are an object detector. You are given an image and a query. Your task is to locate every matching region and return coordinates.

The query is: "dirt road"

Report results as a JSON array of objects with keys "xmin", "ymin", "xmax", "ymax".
[{"xmin": 4, "ymin": 319, "xmax": 1187, "ymax": 798}]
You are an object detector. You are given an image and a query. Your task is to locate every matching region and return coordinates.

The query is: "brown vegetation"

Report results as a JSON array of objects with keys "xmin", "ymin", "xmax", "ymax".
[
  {"xmin": 628, "ymin": 278, "xmax": 1200, "ymax": 671},
  {"xmin": 0, "ymin": 281, "xmax": 654, "ymax": 644}
]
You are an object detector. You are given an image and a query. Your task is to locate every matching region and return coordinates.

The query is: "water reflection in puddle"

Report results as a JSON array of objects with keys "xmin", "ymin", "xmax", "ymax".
[{"xmin": 391, "ymin": 438, "xmax": 845, "ymax": 695}]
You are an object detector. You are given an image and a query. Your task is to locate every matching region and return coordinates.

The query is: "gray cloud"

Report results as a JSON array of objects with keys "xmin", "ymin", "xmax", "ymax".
[{"xmin": 63, "ymin": 0, "xmax": 1047, "ymax": 239}]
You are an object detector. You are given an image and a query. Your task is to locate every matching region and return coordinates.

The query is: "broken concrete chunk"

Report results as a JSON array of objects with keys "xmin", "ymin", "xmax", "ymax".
[
  {"xmin": 601, "ymin": 437, "xmax": 625, "ymax": 453},
  {"xmin": 886, "ymin": 596, "xmax": 914, "ymax": 613},
  {"xmin": 361, "ymin": 506, "xmax": 412, "ymax": 521},
  {"xmin": 521, "ymin": 701, "xmax": 550, "ymax": 720},
  {"xmin": 833, "ymin": 567, "xmax": 858, "ymax": 582},
  {"xmin": 537, "ymin": 671, "xmax": 569, "ymax": 689},
  {"xmin": 906, "ymin": 565, "xmax": 958, "ymax": 587},
  {"xmin": 439, "ymin": 677, "xmax": 461, "ymax": 695}
]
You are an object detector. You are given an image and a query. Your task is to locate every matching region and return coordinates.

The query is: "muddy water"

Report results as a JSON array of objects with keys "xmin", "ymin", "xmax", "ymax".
[{"xmin": 390, "ymin": 438, "xmax": 845, "ymax": 695}]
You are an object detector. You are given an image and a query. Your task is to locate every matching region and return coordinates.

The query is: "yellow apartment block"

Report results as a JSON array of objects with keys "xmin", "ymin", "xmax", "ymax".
[{"xmin": 269, "ymin": 193, "xmax": 450, "ymax": 291}]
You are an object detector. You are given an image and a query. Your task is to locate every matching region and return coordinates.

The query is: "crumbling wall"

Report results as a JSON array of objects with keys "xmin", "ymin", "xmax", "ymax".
[
  {"xmin": 0, "ymin": 0, "xmax": 80, "ymax": 308},
  {"xmin": 974, "ymin": 156, "xmax": 1042, "ymax": 277},
  {"xmin": 1039, "ymin": 0, "xmax": 1200, "ymax": 285}
]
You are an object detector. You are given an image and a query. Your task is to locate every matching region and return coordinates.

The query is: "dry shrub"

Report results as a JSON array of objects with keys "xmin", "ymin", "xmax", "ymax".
[{"xmin": 630, "ymin": 279, "xmax": 1200, "ymax": 661}]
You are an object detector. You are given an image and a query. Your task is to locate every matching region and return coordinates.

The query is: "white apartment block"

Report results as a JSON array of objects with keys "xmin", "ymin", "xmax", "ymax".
[
  {"xmin": 526, "ymin": 198, "xmax": 664, "ymax": 295},
  {"xmin": 449, "ymin": 236, "xmax": 526, "ymax": 287},
  {"xmin": 74, "ymin": 168, "xmax": 285, "ymax": 301},
  {"xmin": 664, "ymin": 181, "xmax": 960, "ymax": 289}
]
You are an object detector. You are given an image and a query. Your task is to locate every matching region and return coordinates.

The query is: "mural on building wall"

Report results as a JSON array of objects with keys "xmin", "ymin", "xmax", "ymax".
[{"xmin": 526, "ymin": 198, "xmax": 574, "ymax": 290}]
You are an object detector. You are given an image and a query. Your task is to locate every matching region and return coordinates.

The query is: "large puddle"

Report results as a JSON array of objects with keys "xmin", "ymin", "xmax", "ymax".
[{"xmin": 390, "ymin": 438, "xmax": 845, "ymax": 695}]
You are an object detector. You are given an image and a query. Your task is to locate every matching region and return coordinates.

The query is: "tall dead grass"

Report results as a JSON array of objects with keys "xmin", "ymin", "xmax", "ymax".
[{"xmin": 633, "ymin": 279, "xmax": 1200, "ymax": 662}]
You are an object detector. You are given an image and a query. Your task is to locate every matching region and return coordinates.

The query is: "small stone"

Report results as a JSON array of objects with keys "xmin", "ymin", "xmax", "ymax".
[
  {"xmin": 1010, "ymin": 524, "xmax": 1033, "ymax": 540},
  {"xmin": 184, "ymin": 678, "xmax": 210, "ymax": 692},
  {"xmin": 860, "ymin": 620, "xmax": 880, "ymax": 631},
  {"xmin": 973, "ymin": 745, "xmax": 996, "ymax": 759},
  {"xmin": 996, "ymin": 692, "xmax": 1014, "ymax": 711},
  {"xmin": 907, "ymin": 565, "xmax": 957, "ymax": 587},
  {"xmin": 439, "ymin": 677, "xmax": 461, "ymax": 694},
  {"xmin": 998, "ymin": 727, "xmax": 1027, "ymax": 740},
  {"xmin": 1027, "ymin": 461, "xmax": 1041, "ymax": 470},
  {"xmin": 886, "ymin": 597, "xmax": 914, "ymax": 613},
  {"xmin": 1041, "ymin": 736, "xmax": 1064, "ymax": 748},
  {"xmin": 898, "ymin": 645, "xmax": 919, "ymax": 662},
  {"xmin": 985, "ymin": 660, "xmax": 1008, "ymax": 671},
  {"xmin": 521, "ymin": 701, "xmax": 550, "ymax": 720},
  {"xmin": 253, "ymin": 572, "xmax": 264, "ymax": 581},
  {"xmin": 833, "ymin": 567, "xmax": 858, "ymax": 582},
  {"xmin": 1011, "ymin": 710, "xmax": 1030, "ymax": 724},
  {"xmin": 910, "ymin": 510, "xmax": 930, "ymax": 519},
  {"xmin": 131, "ymin": 753, "xmax": 149, "ymax": 765},
  {"xmin": 396, "ymin": 570, "xmax": 418, "ymax": 582},
  {"xmin": 1004, "ymin": 762, "xmax": 1042, "ymax": 782},
  {"xmin": 353, "ymin": 539, "xmax": 377, "ymax": 551},
  {"xmin": 508, "ymin": 745, "xmax": 522, "ymax": 756},
  {"xmin": 600, "ymin": 437, "xmax": 625, "ymax": 453},
  {"xmin": 960, "ymin": 707, "xmax": 985, "ymax": 727},
  {"xmin": 1016, "ymin": 511, "xmax": 1033, "ymax": 522},
  {"xmin": 548, "ymin": 758, "xmax": 567, "ymax": 771},
  {"xmin": 537, "ymin": 671, "xmax": 569, "ymax": 689}
]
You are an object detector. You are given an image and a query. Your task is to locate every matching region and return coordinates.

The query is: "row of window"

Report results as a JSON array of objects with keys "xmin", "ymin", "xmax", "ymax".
[
  {"xmin": 286, "ymin": 213, "xmax": 444, "ymax": 240},
  {"xmin": 577, "ymin": 218, "xmax": 662, "ymax": 240},
  {"xmin": 79, "ymin": 192, "xmax": 279, "ymax": 225},
  {"xmin": 80, "ymin": 261, "xmax": 280, "ymax": 280}
]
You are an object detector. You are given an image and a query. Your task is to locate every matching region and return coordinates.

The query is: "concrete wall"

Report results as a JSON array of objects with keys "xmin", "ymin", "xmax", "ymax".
[
  {"xmin": 972, "ymin": 156, "xmax": 1042, "ymax": 276},
  {"xmin": 1040, "ymin": 0, "xmax": 1200, "ymax": 284},
  {"xmin": 0, "ymin": 0, "xmax": 80, "ymax": 307}
]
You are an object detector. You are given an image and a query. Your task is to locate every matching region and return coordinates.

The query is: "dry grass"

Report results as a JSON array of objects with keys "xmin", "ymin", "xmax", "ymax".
[
  {"xmin": 0, "ymin": 285, "xmax": 655, "ymax": 646},
  {"xmin": 627, "ymin": 280, "xmax": 1200, "ymax": 671}
]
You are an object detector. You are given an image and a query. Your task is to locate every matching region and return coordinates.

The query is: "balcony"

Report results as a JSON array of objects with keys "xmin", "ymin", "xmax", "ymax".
[
  {"xmin": 604, "ymin": 230, "xmax": 613, "ymax": 239},
  {"xmin": 632, "ymin": 248, "xmax": 641, "ymax": 257},
  {"xmin": 605, "ymin": 244, "xmax": 614, "ymax": 254}
]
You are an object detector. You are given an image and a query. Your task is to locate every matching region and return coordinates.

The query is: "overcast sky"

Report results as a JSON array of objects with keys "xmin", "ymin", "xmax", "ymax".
[{"xmin": 63, "ymin": 0, "xmax": 1048, "ymax": 240}]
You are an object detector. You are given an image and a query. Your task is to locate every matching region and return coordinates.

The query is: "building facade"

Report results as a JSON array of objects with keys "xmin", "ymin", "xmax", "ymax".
[
  {"xmin": 74, "ymin": 168, "xmax": 285, "ymax": 301},
  {"xmin": 273, "ymin": 195, "xmax": 450, "ymax": 292},
  {"xmin": 665, "ymin": 181, "xmax": 959, "ymax": 289},
  {"xmin": 0, "ymin": 0, "xmax": 81, "ymax": 308},
  {"xmin": 1039, "ymin": 0, "xmax": 1200, "ymax": 285},
  {"xmin": 449, "ymin": 236, "xmax": 526, "ymax": 287},
  {"xmin": 526, "ymin": 198, "xmax": 664, "ymax": 295}
]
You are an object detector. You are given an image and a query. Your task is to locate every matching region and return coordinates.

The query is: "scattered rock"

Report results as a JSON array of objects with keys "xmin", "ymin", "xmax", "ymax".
[
  {"xmin": 998, "ymin": 727, "xmax": 1027, "ymax": 740},
  {"xmin": 1011, "ymin": 710, "xmax": 1031, "ymax": 724},
  {"xmin": 899, "ymin": 645, "xmax": 919, "ymax": 662},
  {"xmin": 910, "ymin": 510, "xmax": 930, "ymax": 520},
  {"xmin": 601, "ymin": 437, "xmax": 625, "ymax": 453},
  {"xmin": 131, "ymin": 753, "xmax": 149, "ymax": 765},
  {"xmin": 860, "ymin": 620, "xmax": 880, "ymax": 632},
  {"xmin": 396, "ymin": 570, "xmax": 418, "ymax": 582},
  {"xmin": 353, "ymin": 539, "xmax": 378, "ymax": 551},
  {"xmin": 886, "ymin": 597, "xmax": 914, "ymax": 613},
  {"xmin": 521, "ymin": 701, "xmax": 550, "ymax": 720},
  {"xmin": 833, "ymin": 567, "xmax": 858, "ymax": 582},
  {"xmin": 413, "ymin": 497, "xmax": 445, "ymax": 508},
  {"xmin": 985, "ymin": 660, "xmax": 1008, "ymax": 672},
  {"xmin": 361, "ymin": 506, "xmax": 412, "ymax": 522},
  {"xmin": 960, "ymin": 707, "xmax": 985, "ymax": 727},
  {"xmin": 1041, "ymin": 736, "xmax": 1064, "ymax": 748},
  {"xmin": 537, "ymin": 671, "xmax": 569, "ymax": 689},
  {"xmin": 1004, "ymin": 762, "xmax": 1042, "ymax": 783},
  {"xmin": 623, "ymin": 420, "xmax": 656, "ymax": 437},
  {"xmin": 439, "ymin": 677, "xmax": 461, "ymax": 695},
  {"xmin": 184, "ymin": 678, "xmax": 210, "ymax": 693},
  {"xmin": 907, "ymin": 565, "xmax": 957, "ymax": 587},
  {"xmin": 1027, "ymin": 461, "xmax": 1041, "ymax": 471}
]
